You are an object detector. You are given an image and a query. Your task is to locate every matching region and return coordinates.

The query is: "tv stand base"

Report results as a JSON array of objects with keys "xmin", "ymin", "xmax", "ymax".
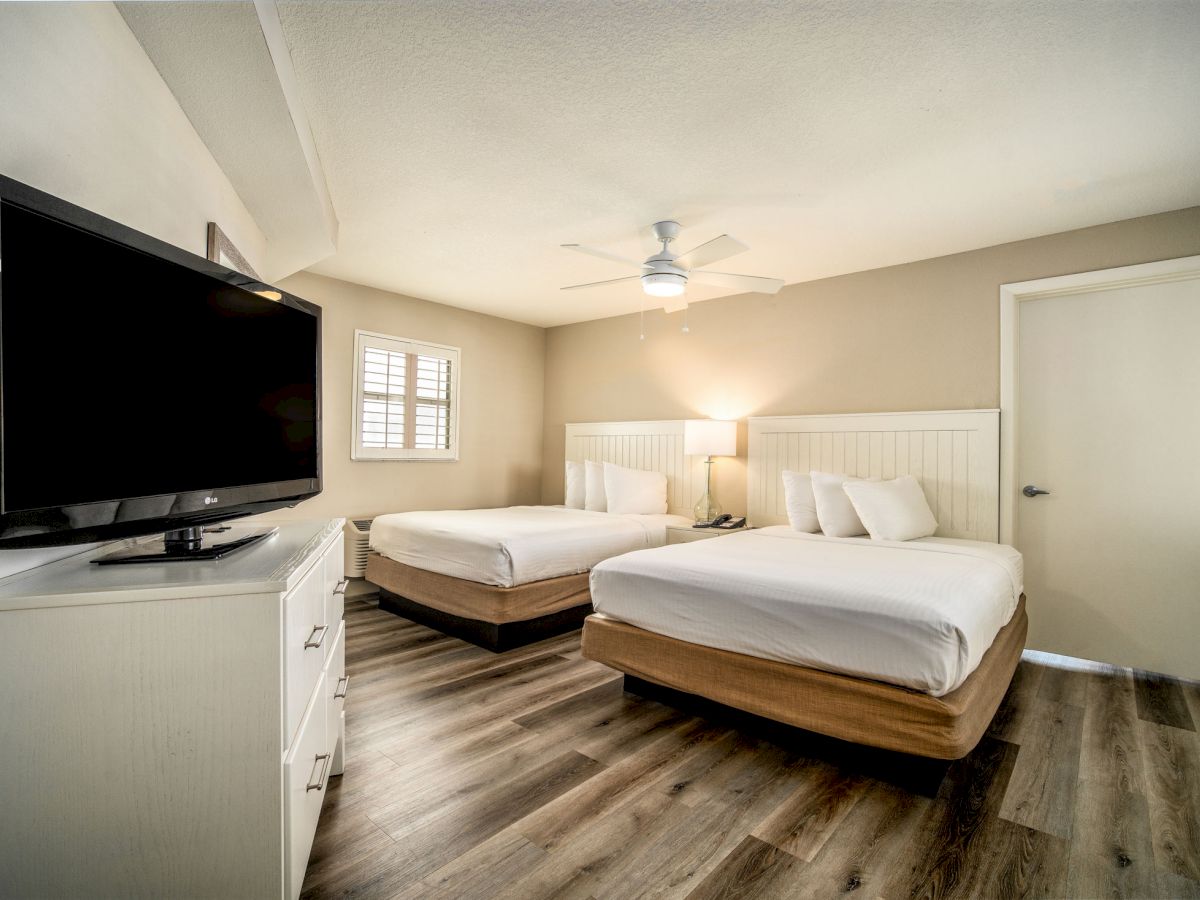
[{"xmin": 92, "ymin": 526, "xmax": 278, "ymax": 565}]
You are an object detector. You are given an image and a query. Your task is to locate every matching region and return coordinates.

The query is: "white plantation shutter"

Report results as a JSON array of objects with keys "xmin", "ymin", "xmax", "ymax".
[{"xmin": 352, "ymin": 331, "xmax": 459, "ymax": 460}]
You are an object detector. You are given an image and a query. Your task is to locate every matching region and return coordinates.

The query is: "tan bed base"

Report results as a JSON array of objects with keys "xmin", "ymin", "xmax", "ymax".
[
  {"xmin": 365, "ymin": 552, "xmax": 592, "ymax": 651},
  {"xmin": 581, "ymin": 595, "xmax": 1027, "ymax": 760}
]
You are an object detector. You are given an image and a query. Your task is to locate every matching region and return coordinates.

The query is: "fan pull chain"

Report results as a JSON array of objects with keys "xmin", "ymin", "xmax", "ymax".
[
  {"xmin": 681, "ymin": 305, "xmax": 690, "ymax": 334},
  {"xmin": 639, "ymin": 295, "xmax": 645, "ymax": 341}
]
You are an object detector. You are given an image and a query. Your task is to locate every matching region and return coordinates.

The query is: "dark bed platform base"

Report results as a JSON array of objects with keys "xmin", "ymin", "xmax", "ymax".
[
  {"xmin": 378, "ymin": 589, "xmax": 593, "ymax": 652},
  {"xmin": 621, "ymin": 674, "xmax": 952, "ymax": 796}
]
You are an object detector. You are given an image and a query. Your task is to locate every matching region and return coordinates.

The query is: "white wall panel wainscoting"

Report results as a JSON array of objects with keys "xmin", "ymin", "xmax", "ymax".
[
  {"xmin": 565, "ymin": 420, "xmax": 707, "ymax": 518},
  {"xmin": 747, "ymin": 410, "xmax": 1000, "ymax": 541}
]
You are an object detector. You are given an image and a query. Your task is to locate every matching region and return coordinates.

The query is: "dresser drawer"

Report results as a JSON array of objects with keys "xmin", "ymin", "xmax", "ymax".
[
  {"xmin": 284, "ymin": 671, "xmax": 329, "ymax": 900},
  {"xmin": 324, "ymin": 621, "xmax": 347, "ymax": 762},
  {"xmin": 324, "ymin": 533, "xmax": 347, "ymax": 628},
  {"xmin": 284, "ymin": 559, "xmax": 329, "ymax": 747}
]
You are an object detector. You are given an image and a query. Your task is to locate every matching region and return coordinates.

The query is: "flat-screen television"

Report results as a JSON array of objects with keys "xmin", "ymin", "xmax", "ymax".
[{"xmin": 0, "ymin": 175, "xmax": 321, "ymax": 551}]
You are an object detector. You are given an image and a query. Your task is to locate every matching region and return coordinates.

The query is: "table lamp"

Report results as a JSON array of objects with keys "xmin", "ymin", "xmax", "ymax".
[{"xmin": 684, "ymin": 419, "xmax": 737, "ymax": 524}]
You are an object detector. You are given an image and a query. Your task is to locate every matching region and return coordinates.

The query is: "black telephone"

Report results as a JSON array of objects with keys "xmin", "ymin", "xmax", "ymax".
[{"xmin": 707, "ymin": 514, "xmax": 747, "ymax": 529}]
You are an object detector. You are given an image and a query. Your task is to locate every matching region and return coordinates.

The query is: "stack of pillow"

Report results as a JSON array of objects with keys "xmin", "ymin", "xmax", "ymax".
[
  {"xmin": 782, "ymin": 470, "xmax": 938, "ymax": 542},
  {"xmin": 564, "ymin": 460, "xmax": 668, "ymax": 515}
]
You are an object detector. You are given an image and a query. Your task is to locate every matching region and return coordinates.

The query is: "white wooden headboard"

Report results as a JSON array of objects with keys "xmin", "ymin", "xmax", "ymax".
[
  {"xmin": 565, "ymin": 420, "xmax": 704, "ymax": 518},
  {"xmin": 747, "ymin": 410, "xmax": 1000, "ymax": 541}
]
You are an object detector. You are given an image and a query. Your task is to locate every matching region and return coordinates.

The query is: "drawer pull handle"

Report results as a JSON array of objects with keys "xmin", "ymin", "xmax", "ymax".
[
  {"xmin": 306, "ymin": 753, "xmax": 331, "ymax": 792},
  {"xmin": 304, "ymin": 624, "xmax": 329, "ymax": 649},
  {"xmin": 333, "ymin": 579, "xmax": 349, "ymax": 596},
  {"xmin": 334, "ymin": 675, "xmax": 350, "ymax": 699}
]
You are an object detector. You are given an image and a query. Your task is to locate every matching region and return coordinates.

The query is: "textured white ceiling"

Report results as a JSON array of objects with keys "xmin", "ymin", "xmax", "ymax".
[{"xmin": 271, "ymin": 0, "xmax": 1199, "ymax": 326}]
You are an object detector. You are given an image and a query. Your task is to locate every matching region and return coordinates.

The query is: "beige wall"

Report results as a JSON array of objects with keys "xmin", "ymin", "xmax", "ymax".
[
  {"xmin": 266, "ymin": 272, "xmax": 546, "ymax": 521},
  {"xmin": 541, "ymin": 206, "xmax": 1200, "ymax": 513}
]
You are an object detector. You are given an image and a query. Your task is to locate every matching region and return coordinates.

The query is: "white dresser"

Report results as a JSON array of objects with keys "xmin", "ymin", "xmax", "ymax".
[{"xmin": 0, "ymin": 518, "xmax": 347, "ymax": 899}]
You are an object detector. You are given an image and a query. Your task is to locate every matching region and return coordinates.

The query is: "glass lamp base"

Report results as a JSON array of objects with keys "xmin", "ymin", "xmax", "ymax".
[{"xmin": 693, "ymin": 492, "xmax": 722, "ymax": 525}]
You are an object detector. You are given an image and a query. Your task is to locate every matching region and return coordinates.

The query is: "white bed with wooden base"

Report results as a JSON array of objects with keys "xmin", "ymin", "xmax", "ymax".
[
  {"xmin": 366, "ymin": 420, "xmax": 702, "ymax": 651},
  {"xmin": 582, "ymin": 410, "xmax": 1024, "ymax": 759}
]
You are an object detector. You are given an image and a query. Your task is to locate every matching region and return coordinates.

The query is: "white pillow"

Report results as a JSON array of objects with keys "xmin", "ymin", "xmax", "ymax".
[
  {"xmin": 843, "ymin": 475, "xmax": 938, "ymax": 542},
  {"xmin": 564, "ymin": 460, "xmax": 586, "ymax": 509},
  {"xmin": 584, "ymin": 460, "xmax": 607, "ymax": 512},
  {"xmin": 781, "ymin": 470, "xmax": 820, "ymax": 533},
  {"xmin": 810, "ymin": 471, "xmax": 868, "ymax": 537},
  {"xmin": 602, "ymin": 461, "xmax": 668, "ymax": 515}
]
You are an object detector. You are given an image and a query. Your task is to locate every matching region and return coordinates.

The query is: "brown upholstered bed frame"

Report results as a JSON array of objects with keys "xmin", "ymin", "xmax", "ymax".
[
  {"xmin": 582, "ymin": 595, "xmax": 1027, "ymax": 760},
  {"xmin": 365, "ymin": 552, "xmax": 592, "ymax": 652}
]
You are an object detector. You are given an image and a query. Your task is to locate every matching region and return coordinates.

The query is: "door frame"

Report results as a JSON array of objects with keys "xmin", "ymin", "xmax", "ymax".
[{"xmin": 999, "ymin": 254, "xmax": 1200, "ymax": 544}]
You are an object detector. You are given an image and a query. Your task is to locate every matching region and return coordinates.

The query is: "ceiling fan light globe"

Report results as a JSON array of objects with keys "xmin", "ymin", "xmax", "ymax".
[{"xmin": 642, "ymin": 273, "xmax": 686, "ymax": 297}]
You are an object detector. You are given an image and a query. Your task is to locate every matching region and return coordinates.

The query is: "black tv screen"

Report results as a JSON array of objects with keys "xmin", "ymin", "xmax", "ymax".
[{"xmin": 0, "ymin": 176, "xmax": 321, "ymax": 547}]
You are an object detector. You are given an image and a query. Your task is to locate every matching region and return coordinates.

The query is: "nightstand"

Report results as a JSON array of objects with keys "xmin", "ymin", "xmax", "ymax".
[{"xmin": 666, "ymin": 523, "xmax": 750, "ymax": 544}]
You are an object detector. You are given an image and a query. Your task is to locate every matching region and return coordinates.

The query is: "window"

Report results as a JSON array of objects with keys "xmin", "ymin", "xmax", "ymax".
[{"xmin": 352, "ymin": 330, "xmax": 459, "ymax": 460}]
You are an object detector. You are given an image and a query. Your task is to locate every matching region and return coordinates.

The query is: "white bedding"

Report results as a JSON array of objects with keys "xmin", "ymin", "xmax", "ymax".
[
  {"xmin": 589, "ymin": 525, "xmax": 1023, "ymax": 696},
  {"xmin": 370, "ymin": 506, "xmax": 692, "ymax": 588}
]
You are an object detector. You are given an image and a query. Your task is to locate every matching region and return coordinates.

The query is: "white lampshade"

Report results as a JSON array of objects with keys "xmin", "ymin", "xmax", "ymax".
[{"xmin": 684, "ymin": 419, "xmax": 737, "ymax": 457}]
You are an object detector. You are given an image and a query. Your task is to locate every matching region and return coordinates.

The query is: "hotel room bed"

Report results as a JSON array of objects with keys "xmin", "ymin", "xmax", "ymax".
[
  {"xmin": 583, "ymin": 527, "xmax": 1026, "ymax": 759},
  {"xmin": 365, "ymin": 505, "xmax": 691, "ymax": 650}
]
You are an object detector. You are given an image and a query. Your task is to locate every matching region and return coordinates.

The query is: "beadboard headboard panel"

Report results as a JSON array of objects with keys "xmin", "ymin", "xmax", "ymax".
[
  {"xmin": 747, "ymin": 410, "xmax": 1000, "ymax": 541},
  {"xmin": 565, "ymin": 420, "xmax": 703, "ymax": 518}
]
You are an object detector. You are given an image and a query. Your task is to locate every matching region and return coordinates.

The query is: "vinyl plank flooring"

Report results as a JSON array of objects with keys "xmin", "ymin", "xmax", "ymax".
[
  {"xmin": 364, "ymin": 748, "xmax": 604, "ymax": 893},
  {"xmin": 751, "ymin": 762, "xmax": 869, "ymax": 861},
  {"xmin": 395, "ymin": 829, "xmax": 548, "ymax": 900},
  {"xmin": 987, "ymin": 658, "xmax": 1046, "ymax": 744},
  {"xmin": 684, "ymin": 835, "xmax": 804, "ymax": 900},
  {"xmin": 1066, "ymin": 780, "xmax": 1160, "ymax": 899},
  {"xmin": 881, "ymin": 736, "xmax": 1021, "ymax": 899},
  {"xmin": 792, "ymin": 779, "xmax": 932, "ymax": 898},
  {"xmin": 1140, "ymin": 719, "xmax": 1200, "ymax": 882},
  {"xmin": 513, "ymin": 718, "xmax": 730, "ymax": 851},
  {"xmin": 999, "ymin": 698, "xmax": 1085, "ymax": 839},
  {"xmin": 302, "ymin": 600, "xmax": 1200, "ymax": 899},
  {"xmin": 1038, "ymin": 664, "xmax": 1089, "ymax": 708},
  {"xmin": 496, "ymin": 789, "xmax": 695, "ymax": 900},
  {"xmin": 1079, "ymin": 665, "xmax": 1147, "ymax": 795},
  {"xmin": 594, "ymin": 743, "xmax": 805, "ymax": 900},
  {"xmin": 1135, "ymin": 669, "xmax": 1197, "ymax": 731}
]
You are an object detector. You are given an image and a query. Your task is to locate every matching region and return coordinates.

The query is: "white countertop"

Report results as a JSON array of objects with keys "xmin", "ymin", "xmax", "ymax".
[{"xmin": 0, "ymin": 518, "xmax": 343, "ymax": 611}]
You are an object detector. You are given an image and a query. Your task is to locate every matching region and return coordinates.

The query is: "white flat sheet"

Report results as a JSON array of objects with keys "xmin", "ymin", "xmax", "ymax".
[
  {"xmin": 589, "ymin": 525, "xmax": 1023, "ymax": 696},
  {"xmin": 370, "ymin": 506, "xmax": 692, "ymax": 588}
]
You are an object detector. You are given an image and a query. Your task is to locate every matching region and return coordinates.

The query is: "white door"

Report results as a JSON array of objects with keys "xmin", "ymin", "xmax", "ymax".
[{"xmin": 1016, "ymin": 274, "xmax": 1200, "ymax": 680}]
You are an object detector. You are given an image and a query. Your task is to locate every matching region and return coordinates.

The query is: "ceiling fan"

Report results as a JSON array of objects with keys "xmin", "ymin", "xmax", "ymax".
[{"xmin": 560, "ymin": 220, "xmax": 784, "ymax": 312}]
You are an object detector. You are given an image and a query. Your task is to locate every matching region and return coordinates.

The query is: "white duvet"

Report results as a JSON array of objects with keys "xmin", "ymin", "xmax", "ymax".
[
  {"xmin": 370, "ymin": 506, "xmax": 692, "ymax": 588},
  {"xmin": 589, "ymin": 526, "xmax": 1023, "ymax": 696}
]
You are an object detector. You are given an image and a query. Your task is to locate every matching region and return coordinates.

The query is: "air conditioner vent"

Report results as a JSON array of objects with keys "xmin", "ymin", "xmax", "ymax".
[{"xmin": 343, "ymin": 517, "xmax": 375, "ymax": 578}]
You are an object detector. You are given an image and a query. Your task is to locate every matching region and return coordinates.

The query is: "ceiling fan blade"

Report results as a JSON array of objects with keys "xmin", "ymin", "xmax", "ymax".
[
  {"xmin": 561, "ymin": 243, "xmax": 644, "ymax": 268},
  {"xmin": 560, "ymin": 275, "xmax": 641, "ymax": 291},
  {"xmin": 689, "ymin": 270, "xmax": 785, "ymax": 295},
  {"xmin": 661, "ymin": 296, "xmax": 689, "ymax": 313},
  {"xmin": 673, "ymin": 234, "xmax": 748, "ymax": 270}
]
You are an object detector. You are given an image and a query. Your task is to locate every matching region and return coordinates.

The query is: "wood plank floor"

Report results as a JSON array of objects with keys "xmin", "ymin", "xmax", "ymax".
[{"xmin": 303, "ymin": 598, "xmax": 1200, "ymax": 899}]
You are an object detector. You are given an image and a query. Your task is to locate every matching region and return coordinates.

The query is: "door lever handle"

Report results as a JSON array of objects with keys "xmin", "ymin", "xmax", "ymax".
[{"xmin": 1022, "ymin": 485, "xmax": 1051, "ymax": 498}]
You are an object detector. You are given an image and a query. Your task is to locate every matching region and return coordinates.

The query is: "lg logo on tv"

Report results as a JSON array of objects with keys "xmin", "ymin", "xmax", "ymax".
[{"xmin": 204, "ymin": 496, "xmax": 219, "ymax": 505}]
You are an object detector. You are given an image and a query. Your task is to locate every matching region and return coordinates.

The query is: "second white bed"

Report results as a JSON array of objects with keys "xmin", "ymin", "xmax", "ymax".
[
  {"xmin": 371, "ymin": 505, "xmax": 692, "ymax": 588},
  {"xmin": 589, "ymin": 526, "xmax": 1023, "ymax": 696}
]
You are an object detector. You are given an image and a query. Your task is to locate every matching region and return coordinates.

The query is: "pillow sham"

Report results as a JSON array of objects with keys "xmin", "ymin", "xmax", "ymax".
[
  {"xmin": 843, "ymin": 474, "xmax": 938, "ymax": 542},
  {"xmin": 781, "ymin": 470, "xmax": 820, "ymax": 533},
  {"xmin": 603, "ymin": 461, "xmax": 668, "ymax": 515},
  {"xmin": 810, "ymin": 471, "xmax": 868, "ymax": 537},
  {"xmin": 584, "ymin": 460, "xmax": 607, "ymax": 512},
  {"xmin": 564, "ymin": 460, "xmax": 586, "ymax": 509}
]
